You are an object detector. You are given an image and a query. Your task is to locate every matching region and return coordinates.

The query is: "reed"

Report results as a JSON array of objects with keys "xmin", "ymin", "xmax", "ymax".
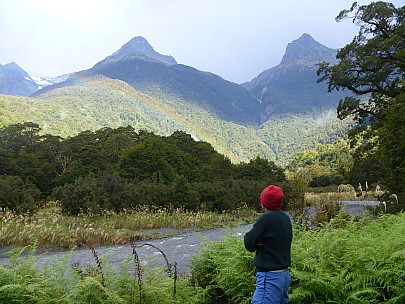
[{"xmin": 0, "ymin": 202, "xmax": 256, "ymax": 249}]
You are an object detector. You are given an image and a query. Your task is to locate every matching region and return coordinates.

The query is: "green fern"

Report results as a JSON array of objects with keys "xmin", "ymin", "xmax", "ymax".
[{"xmin": 0, "ymin": 284, "xmax": 38, "ymax": 304}]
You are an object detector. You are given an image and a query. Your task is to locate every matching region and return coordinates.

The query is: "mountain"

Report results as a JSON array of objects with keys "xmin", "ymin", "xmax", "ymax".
[
  {"xmin": 82, "ymin": 61, "xmax": 260, "ymax": 124},
  {"xmin": 242, "ymin": 33, "xmax": 347, "ymax": 123},
  {"xmin": 0, "ymin": 75, "xmax": 276, "ymax": 162},
  {"xmin": 280, "ymin": 33, "xmax": 338, "ymax": 65},
  {"xmin": 95, "ymin": 36, "xmax": 177, "ymax": 66},
  {"xmin": 0, "ymin": 62, "xmax": 38, "ymax": 96},
  {"xmin": 0, "ymin": 75, "xmax": 351, "ymax": 164},
  {"xmin": 35, "ymin": 36, "xmax": 261, "ymax": 124},
  {"xmin": 0, "ymin": 34, "xmax": 355, "ymax": 164},
  {"xmin": 34, "ymin": 34, "xmax": 348, "ymax": 125}
]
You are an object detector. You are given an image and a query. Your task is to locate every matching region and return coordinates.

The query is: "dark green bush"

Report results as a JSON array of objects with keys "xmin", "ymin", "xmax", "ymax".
[
  {"xmin": 53, "ymin": 174, "xmax": 110, "ymax": 215},
  {"xmin": 0, "ymin": 175, "xmax": 41, "ymax": 212}
]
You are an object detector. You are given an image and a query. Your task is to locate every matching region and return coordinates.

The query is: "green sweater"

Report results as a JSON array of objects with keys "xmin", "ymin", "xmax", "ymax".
[{"xmin": 244, "ymin": 210, "xmax": 292, "ymax": 272}]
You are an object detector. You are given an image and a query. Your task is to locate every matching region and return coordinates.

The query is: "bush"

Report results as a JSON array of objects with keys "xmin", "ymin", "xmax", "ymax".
[
  {"xmin": 53, "ymin": 174, "xmax": 285, "ymax": 215},
  {"xmin": 0, "ymin": 284, "xmax": 38, "ymax": 304},
  {"xmin": 53, "ymin": 174, "xmax": 108, "ymax": 215},
  {"xmin": 0, "ymin": 175, "xmax": 41, "ymax": 212},
  {"xmin": 53, "ymin": 172, "xmax": 143, "ymax": 215}
]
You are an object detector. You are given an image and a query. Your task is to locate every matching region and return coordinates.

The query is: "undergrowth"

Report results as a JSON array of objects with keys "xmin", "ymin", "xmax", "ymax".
[
  {"xmin": 191, "ymin": 212, "xmax": 405, "ymax": 303},
  {"xmin": 1, "ymin": 212, "xmax": 404, "ymax": 303},
  {"xmin": 0, "ymin": 243, "xmax": 207, "ymax": 304}
]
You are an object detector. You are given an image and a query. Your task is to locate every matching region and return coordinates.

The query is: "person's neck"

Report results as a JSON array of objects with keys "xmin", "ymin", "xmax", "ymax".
[{"xmin": 264, "ymin": 208, "xmax": 280, "ymax": 212}]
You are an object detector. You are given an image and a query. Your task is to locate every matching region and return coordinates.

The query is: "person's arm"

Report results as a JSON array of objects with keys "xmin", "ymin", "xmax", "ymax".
[{"xmin": 244, "ymin": 216, "xmax": 264, "ymax": 252}]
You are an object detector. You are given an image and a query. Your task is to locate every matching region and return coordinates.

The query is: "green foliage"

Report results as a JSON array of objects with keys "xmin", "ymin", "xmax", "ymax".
[
  {"xmin": 258, "ymin": 111, "xmax": 353, "ymax": 165},
  {"xmin": 0, "ymin": 75, "xmax": 351, "ymax": 165},
  {"xmin": 235, "ymin": 156, "xmax": 285, "ymax": 181},
  {"xmin": 317, "ymin": 1, "xmax": 405, "ymax": 196},
  {"xmin": 0, "ymin": 284, "xmax": 38, "ymax": 304},
  {"xmin": 376, "ymin": 95, "xmax": 405, "ymax": 194},
  {"xmin": 290, "ymin": 213, "xmax": 405, "ymax": 303},
  {"xmin": 65, "ymin": 277, "xmax": 124, "ymax": 304},
  {"xmin": 0, "ymin": 121, "xmax": 41, "ymax": 154},
  {"xmin": 191, "ymin": 213, "xmax": 405, "ymax": 303},
  {"xmin": 191, "ymin": 237, "xmax": 255, "ymax": 304},
  {"xmin": 118, "ymin": 137, "xmax": 176, "ymax": 182},
  {"xmin": 285, "ymin": 169, "xmax": 312, "ymax": 223},
  {"xmin": 0, "ymin": 245, "xmax": 207, "ymax": 304},
  {"xmin": 287, "ymin": 138, "xmax": 353, "ymax": 188},
  {"xmin": 53, "ymin": 174, "xmax": 108, "ymax": 215},
  {"xmin": 0, "ymin": 175, "xmax": 41, "ymax": 212},
  {"xmin": 318, "ymin": 2, "xmax": 404, "ymax": 122},
  {"xmin": 0, "ymin": 122, "xmax": 286, "ymax": 215}
]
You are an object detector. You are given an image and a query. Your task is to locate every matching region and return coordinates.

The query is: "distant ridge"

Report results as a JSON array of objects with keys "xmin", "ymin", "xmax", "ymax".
[{"xmin": 32, "ymin": 34, "xmax": 348, "ymax": 124}]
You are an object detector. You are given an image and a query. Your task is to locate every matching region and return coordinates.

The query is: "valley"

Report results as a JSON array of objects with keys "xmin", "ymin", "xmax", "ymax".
[{"xmin": 1, "ymin": 34, "xmax": 353, "ymax": 165}]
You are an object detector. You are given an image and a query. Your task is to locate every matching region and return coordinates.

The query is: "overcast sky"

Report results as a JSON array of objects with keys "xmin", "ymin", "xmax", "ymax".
[{"xmin": 0, "ymin": 0, "xmax": 402, "ymax": 84}]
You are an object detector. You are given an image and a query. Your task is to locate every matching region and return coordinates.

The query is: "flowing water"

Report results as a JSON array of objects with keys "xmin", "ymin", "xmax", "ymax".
[
  {"xmin": 0, "ymin": 225, "xmax": 252, "ymax": 275},
  {"xmin": 0, "ymin": 200, "xmax": 381, "ymax": 274}
]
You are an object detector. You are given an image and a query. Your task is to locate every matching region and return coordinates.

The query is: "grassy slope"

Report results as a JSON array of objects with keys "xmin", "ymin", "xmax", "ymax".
[{"xmin": 0, "ymin": 75, "xmax": 352, "ymax": 164}]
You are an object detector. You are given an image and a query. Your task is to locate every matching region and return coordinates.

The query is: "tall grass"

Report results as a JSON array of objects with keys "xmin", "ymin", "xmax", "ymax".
[{"xmin": 0, "ymin": 202, "xmax": 257, "ymax": 249}]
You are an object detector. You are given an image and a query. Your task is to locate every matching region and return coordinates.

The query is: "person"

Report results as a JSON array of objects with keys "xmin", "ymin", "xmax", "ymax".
[{"xmin": 244, "ymin": 184, "xmax": 292, "ymax": 304}]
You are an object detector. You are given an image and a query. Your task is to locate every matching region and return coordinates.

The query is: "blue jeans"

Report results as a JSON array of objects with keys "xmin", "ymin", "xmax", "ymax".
[{"xmin": 252, "ymin": 270, "xmax": 291, "ymax": 304}]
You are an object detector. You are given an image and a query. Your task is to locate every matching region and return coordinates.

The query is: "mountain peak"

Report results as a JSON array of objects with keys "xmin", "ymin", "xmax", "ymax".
[
  {"xmin": 0, "ymin": 62, "xmax": 38, "ymax": 96},
  {"xmin": 96, "ymin": 36, "xmax": 177, "ymax": 67},
  {"xmin": 122, "ymin": 36, "xmax": 155, "ymax": 53},
  {"xmin": 5, "ymin": 61, "xmax": 19, "ymax": 67},
  {"xmin": 280, "ymin": 33, "xmax": 337, "ymax": 65},
  {"xmin": 2, "ymin": 61, "xmax": 31, "ymax": 78}
]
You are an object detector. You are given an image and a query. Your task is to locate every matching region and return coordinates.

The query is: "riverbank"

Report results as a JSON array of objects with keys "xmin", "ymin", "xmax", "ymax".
[
  {"xmin": 0, "ymin": 224, "xmax": 253, "ymax": 275},
  {"xmin": 0, "ymin": 202, "xmax": 257, "ymax": 251},
  {"xmin": 1, "ymin": 199, "xmax": 383, "ymax": 253},
  {"xmin": 0, "ymin": 200, "xmax": 383, "ymax": 269}
]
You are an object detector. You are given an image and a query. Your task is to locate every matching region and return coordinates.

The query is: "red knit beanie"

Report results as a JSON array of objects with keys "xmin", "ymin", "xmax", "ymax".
[{"xmin": 260, "ymin": 185, "xmax": 284, "ymax": 211}]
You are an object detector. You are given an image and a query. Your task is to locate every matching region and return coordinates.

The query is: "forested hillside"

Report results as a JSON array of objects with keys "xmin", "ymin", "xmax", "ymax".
[
  {"xmin": 0, "ymin": 75, "xmax": 352, "ymax": 165},
  {"xmin": 0, "ymin": 122, "xmax": 286, "ymax": 214}
]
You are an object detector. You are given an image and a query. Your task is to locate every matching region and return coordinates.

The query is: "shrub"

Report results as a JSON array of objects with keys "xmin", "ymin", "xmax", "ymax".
[
  {"xmin": 53, "ymin": 174, "xmax": 109, "ymax": 215},
  {"xmin": 0, "ymin": 175, "xmax": 40, "ymax": 212},
  {"xmin": 0, "ymin": 284, "xmax": 38, "ymax": 304}
]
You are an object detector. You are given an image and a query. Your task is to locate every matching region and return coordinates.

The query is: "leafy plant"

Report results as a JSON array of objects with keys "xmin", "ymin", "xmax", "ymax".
[
  {"xmin": 0, "ymin": 175, "xmax": 41, "ymax": 212},
  {"xmin": 191, "ymin": 212, "xmax": 405, "ymax": 303}
]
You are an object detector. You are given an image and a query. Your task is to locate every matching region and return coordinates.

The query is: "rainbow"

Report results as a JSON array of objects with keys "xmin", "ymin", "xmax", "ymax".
[{"xmin": 63, "ymin": 74, "xmax": 207, "ymax": 142}]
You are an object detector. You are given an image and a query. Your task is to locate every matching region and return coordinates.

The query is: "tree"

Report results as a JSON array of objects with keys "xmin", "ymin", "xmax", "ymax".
[
  {"xmin": 235, "ymin": 156, "xmax": 285, "ymax": 182},
  {"xmin": 318, "ymin": 1, "xmax": 404, "ymax": 123},
  {"xmin": 317, "ymin": 1, "xmax": 405, "ymax": 198},
  {"xmin": 0, "ymin": 122, "xmax": 41, "ymax": 154},
  {"xmin": 0, "ymin": 175, "xmax": 41, "ymax": 212}
]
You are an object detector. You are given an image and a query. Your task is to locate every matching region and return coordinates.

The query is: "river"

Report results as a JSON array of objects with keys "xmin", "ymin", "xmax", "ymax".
[
  {"xmin": 0, "ymin": 225, "xmax": 252, "ymax": 275},
  {"xmin": 0, "ymin": 200, "xmax": 381, "ymax": 274}
]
